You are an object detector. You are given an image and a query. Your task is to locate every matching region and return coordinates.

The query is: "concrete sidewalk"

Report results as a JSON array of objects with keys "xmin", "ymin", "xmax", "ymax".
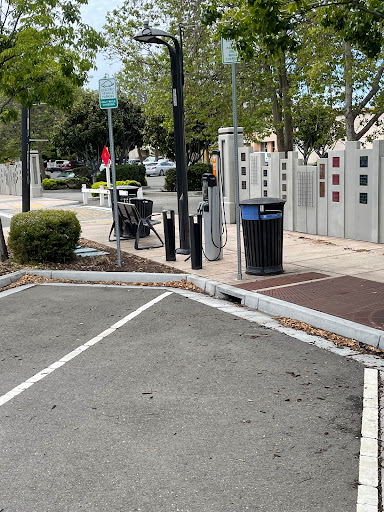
[{"xmin": 2, "ymin": 191, "xmax": 384, "ymax": 346}]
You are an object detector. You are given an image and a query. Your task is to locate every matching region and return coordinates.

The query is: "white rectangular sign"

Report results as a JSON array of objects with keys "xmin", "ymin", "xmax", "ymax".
[
  {"xmin": 221, "ymin": 38, "xmax": 240, "ymax": 64},
  {"xmin": 99, "ymin": 78, "xmax": 118, "ymax": 109}
]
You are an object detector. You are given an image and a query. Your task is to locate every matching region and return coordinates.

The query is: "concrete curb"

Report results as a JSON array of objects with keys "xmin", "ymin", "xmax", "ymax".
[
  {"xmin": 3, "ymin": 269, "xmax": 384, "ymax": 347},
  {"xmin": 27, "ymin": 270, "xmax": 186, "ymax": 284},
  {"xmin": 0, "ymin": 271, "xmax": 25, "ymax": 288}
]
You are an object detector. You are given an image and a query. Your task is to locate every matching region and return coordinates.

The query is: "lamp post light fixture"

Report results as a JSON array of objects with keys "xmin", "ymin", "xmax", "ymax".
[{"xmin": 134, "ymin": 21, "xmax": 190, "ymax": 254}]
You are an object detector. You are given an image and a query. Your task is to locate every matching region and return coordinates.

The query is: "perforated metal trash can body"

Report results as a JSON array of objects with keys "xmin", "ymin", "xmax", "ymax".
[
  {"xmin": 240, "ymin": 198, "xmax": 286, "ymax": 275},
  {"xmin": 130, "ymin": 198, "xmax": 153, "ymax": 237}
]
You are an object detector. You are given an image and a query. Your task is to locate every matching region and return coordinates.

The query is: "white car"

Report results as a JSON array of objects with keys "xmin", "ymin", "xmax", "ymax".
[
  {"xmin": 146, "ymin": 160, "xmax": 176, "ymax": 176},
  {"xmin": 142, "ymin": 156, "xmax": 157, "ymax": 165}
]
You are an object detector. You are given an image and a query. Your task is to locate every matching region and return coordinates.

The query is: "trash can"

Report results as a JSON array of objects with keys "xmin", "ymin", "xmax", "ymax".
[
  {"xmin": 130, "ymin": 198, "xmax": 153, "ymax": 237},
  {"xmin": 240, "ymin": 198, "xmax": 286, "ymax": 275}
]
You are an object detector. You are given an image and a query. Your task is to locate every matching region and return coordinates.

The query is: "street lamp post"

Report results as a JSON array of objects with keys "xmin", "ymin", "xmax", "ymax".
[
  {"xmin": 21, "ymin": 106, "xmax": 30, "ymax": 212},
  {"xmin": 134, "ymin": 21, "xmax": 190, "ymax": 254}
]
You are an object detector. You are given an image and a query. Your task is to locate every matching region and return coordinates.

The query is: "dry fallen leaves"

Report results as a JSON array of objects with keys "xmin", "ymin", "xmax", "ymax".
[
  {"xmin": 0, "ymin": 273, "xmax": 204, "ymax": 294},
  {"xmin": 277, "ymin": 316, "xmax": 384, "ymax": 358}
]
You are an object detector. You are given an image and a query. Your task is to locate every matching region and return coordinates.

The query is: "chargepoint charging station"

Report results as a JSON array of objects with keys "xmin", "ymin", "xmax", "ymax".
[{"xmin": 197, "ymin": 151, "xmax": 225, "ymax": 261}]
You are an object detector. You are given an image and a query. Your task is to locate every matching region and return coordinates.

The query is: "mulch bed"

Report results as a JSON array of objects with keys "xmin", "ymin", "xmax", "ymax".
[{"xmin": 0, "ymin": 238, "xmax": 183, "ymax": 276}]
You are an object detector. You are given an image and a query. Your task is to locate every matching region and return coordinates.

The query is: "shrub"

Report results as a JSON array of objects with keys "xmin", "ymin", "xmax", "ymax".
[
  {"xmin": 187, "ymin": 163, "xmax": 213, "ymax": 190},
  {"xmin": 42, "ymin": 177, "xmax": 90, "ymax": 190},
  {"xmin": 8, "ymin": 210, "xmax": 81, "ymax": 264},
  {"xmin": 91, "ymin": 180, "xmax": 141, "ymax": 196},
  {"xmin": 163, "ymin": 163, "xmax": 213, "ymax": 192},
  {"xmin": 42, "ymin": 178, "xmax": 67, "ymax": 190},
  {"xmin": 164, "ymin": 168, "xmax": 177, "ymax": 192},
  {"xmin": 97, "ymin": 164, "xmax": 147, "ymax": 186}
]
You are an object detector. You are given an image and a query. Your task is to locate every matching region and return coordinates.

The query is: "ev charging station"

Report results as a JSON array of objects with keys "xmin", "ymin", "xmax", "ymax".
[{"xmin": 197, "ymin": 151, "xmax": 225, "ymax": 261}]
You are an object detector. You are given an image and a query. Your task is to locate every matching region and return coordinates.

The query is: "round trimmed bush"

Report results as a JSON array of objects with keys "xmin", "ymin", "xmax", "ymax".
[
  {"xmin": 8, "ymin": 209, "xmax": 81, "ymax": 263},
  {"xmin": 42, "ymin": 178, "xmax": 67, "ymax": 190}
]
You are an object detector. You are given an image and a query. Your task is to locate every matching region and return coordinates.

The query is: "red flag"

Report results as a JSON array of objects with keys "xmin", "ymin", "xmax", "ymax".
[{"xmin": 101, "ymin": 146, "xmax": 110, "ymax": 166}]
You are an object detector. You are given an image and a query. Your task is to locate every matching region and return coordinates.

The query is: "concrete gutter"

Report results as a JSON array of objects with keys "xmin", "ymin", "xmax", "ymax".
[{"xmin": 2, "ymin": 269, "xmax": 383, "ymax": 349}]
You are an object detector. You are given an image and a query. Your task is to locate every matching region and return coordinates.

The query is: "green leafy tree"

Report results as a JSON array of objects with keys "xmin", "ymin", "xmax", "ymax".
[
  {"xmin": 54, "ymin": 90, "xmax": 144, "ymax": 176},
  {"xmin": 293, "ymin": 95, "xmax": 344, "ymax": 162},
  {"xmin": 0, "ymin": 0, "xmax": 104, "ymax": 120},
  {"xmin": 104, "ymin": 0, "xmax": 273, "ymax": 157},
  {"xmin": 203, "ymin": 0, "xmax": 384, "ymax": 145},
  {"xmin": 203, "ymin": 0, "xmax": 384, "ymax": 59},
  {"xmin": 0, "ymin": 96, "xmax": 64, "ymax": 162}
]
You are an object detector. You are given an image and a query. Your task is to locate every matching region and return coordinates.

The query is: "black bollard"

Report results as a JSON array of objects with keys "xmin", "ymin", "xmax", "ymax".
[
  {"xmin": 163, "ymin": 210, "xmax": 176, "ymax": 261},
  {"xmin": 189, "ymin": 214, "xmax": 202, "ymax": 270}
]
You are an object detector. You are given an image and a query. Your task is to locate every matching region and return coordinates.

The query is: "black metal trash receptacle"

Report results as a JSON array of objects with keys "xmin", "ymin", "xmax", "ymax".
[
  {"xmin": 240, "ymin": 198, "xmax": 286, "ymax": 275},
  {"xmin": 130, "ymin": 198, "xmax": 153, "ymax": 237}
]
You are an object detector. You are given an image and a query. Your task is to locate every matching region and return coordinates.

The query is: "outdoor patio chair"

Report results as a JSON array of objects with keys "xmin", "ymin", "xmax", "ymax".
[{"xmin": 109, "ymin": 201, "xmax": 164, "ymax": 250}]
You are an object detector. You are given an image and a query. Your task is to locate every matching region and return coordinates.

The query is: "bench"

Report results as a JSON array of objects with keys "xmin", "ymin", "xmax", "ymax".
[{"xmin": 109, "ymin": 201, "xmax": 164, "ymax": 250}]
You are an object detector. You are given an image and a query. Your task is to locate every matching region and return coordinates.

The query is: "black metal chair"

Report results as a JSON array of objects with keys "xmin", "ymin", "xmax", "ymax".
[{"xmin": 109, "ymin": 202, "xmax": 164, "ymax": 250}]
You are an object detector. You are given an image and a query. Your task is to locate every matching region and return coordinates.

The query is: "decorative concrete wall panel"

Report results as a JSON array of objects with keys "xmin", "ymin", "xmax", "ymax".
[
  {"xmin": 317, "ymin": 159, "xmax": 328, "ymax": 235},
  {"xmin": 0, "ymin": 162, "xmax": 22, "ymax": 195},
  {"xmin": 327, "ymin": 150, "xmax": 345, "ymax": 238}
]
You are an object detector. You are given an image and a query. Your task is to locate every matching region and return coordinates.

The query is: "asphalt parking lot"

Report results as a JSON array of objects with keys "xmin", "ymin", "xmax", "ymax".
[{"xmin": 0, "ymin": 283, "xmax": 364, "ymax": 511}]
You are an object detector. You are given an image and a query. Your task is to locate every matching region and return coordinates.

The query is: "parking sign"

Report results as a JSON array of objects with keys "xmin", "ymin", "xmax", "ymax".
[
  {"xmin": 221, "ymin": 38, "xmax": 240, "ymax": 64},
  {"xmin": 99, "ymin": 78, "xmax": 118, "ymax": 109}
]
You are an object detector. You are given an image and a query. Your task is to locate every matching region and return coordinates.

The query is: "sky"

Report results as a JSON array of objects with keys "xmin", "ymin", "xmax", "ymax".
[{"xmin": 80, "ymin": 0, "xmax": 124, "ymax": 90}]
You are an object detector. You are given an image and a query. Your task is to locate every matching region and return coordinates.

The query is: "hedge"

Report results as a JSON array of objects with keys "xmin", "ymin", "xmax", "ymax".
[
  {"xmin": 97, "ymin": 164, "xmax": 147, "ymax": 186},
  {"xmin": 42, "ymin": 177, "xmax": 91, "ymax": 190},
  {"xmin": 8, "ymin": 209, "xmax": 81, "ymax": 263},
  {"xmin": 164, "ymin": 163, "xmax": 213, "ymax": 192}
]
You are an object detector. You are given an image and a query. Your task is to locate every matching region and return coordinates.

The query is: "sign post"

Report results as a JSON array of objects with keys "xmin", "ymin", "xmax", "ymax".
[
  {"xmin": 222, "ymin": 39, "xmax": 242, "ymax": 280},
  {"xmin": 99, "ymin": 78, "xmax": 121, "ymax": 267}
]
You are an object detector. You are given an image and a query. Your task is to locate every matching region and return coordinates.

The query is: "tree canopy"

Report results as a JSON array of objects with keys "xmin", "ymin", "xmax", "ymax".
[
  {"xmin": 0, "ymin": 0, "xmax": 104, "ymax": 120},
  {"xmin": 203, "ymin": 0, "xmax": 384, "ymax": 147},
  {"xmin": 203, "ymin": 0, "xmax": 384, "ymax": 59},
  {"xmin": 54, "ymin": 90, "xmax": 144, "ymax": 174},
  {"xmin": 103, "ymin": 0, "xmax": 275, "ymax": 159},
  {"xmin": 293, "ymin": 95, "xmax": 344, "ymax": 162}
]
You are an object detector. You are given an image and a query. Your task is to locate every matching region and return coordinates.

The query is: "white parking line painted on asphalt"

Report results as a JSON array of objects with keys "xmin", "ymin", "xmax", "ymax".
[
  {"xmin": 357, "ymin": 368, "xmax": 379, "ymax": 512},
  {"xmin": 0, "ymin": 291, "xmax": 173, "ymax": 408},
  {"xmin": 357, "ymin": 368, "xmax": 379, "ymax": 511}
]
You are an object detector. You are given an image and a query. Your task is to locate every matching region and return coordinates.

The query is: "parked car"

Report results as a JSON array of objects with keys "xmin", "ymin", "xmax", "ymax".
[
  {"xmin": 54, "ymin": 160, "xmax": 65, "ymax": 169},
  {"xmin": 145, "ymin": 159, "xmax": 176, "ymax": 176},
  {"xmin": 62, "ymin": 160, "xmax": 84, "ymax": 170},
  {"xmin": 46, "ymin": 160, "xmax": 57, "ymax": 170},
  {"xmin": 142, "ymin": 156, "xmax": 157, "ymax": 165},
  {"xmin": 126, "ymin": 158, "xmax": 141, "ymax": 165},
  {"xmin": 54, "ymin": 171, "xmax": 76, "ymax": 180}
]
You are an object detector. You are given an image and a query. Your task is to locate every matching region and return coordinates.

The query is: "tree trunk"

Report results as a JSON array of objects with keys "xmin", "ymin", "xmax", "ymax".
[
  {"xmin": 264, "ymin": 62, "xmax": 286, "ymax": 153},
  {"xmin": 279, "ymin": 58, "xmax": 294, "ymax": 153},
  {"xmin": 344, "ymin": 41, "xmax": 356, "ymax": 140}
]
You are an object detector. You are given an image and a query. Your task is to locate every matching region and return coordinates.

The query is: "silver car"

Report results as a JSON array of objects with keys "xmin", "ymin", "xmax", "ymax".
[{"xmin": 145, "ymin": 160, "xmax": 176, "ymax": 176}]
